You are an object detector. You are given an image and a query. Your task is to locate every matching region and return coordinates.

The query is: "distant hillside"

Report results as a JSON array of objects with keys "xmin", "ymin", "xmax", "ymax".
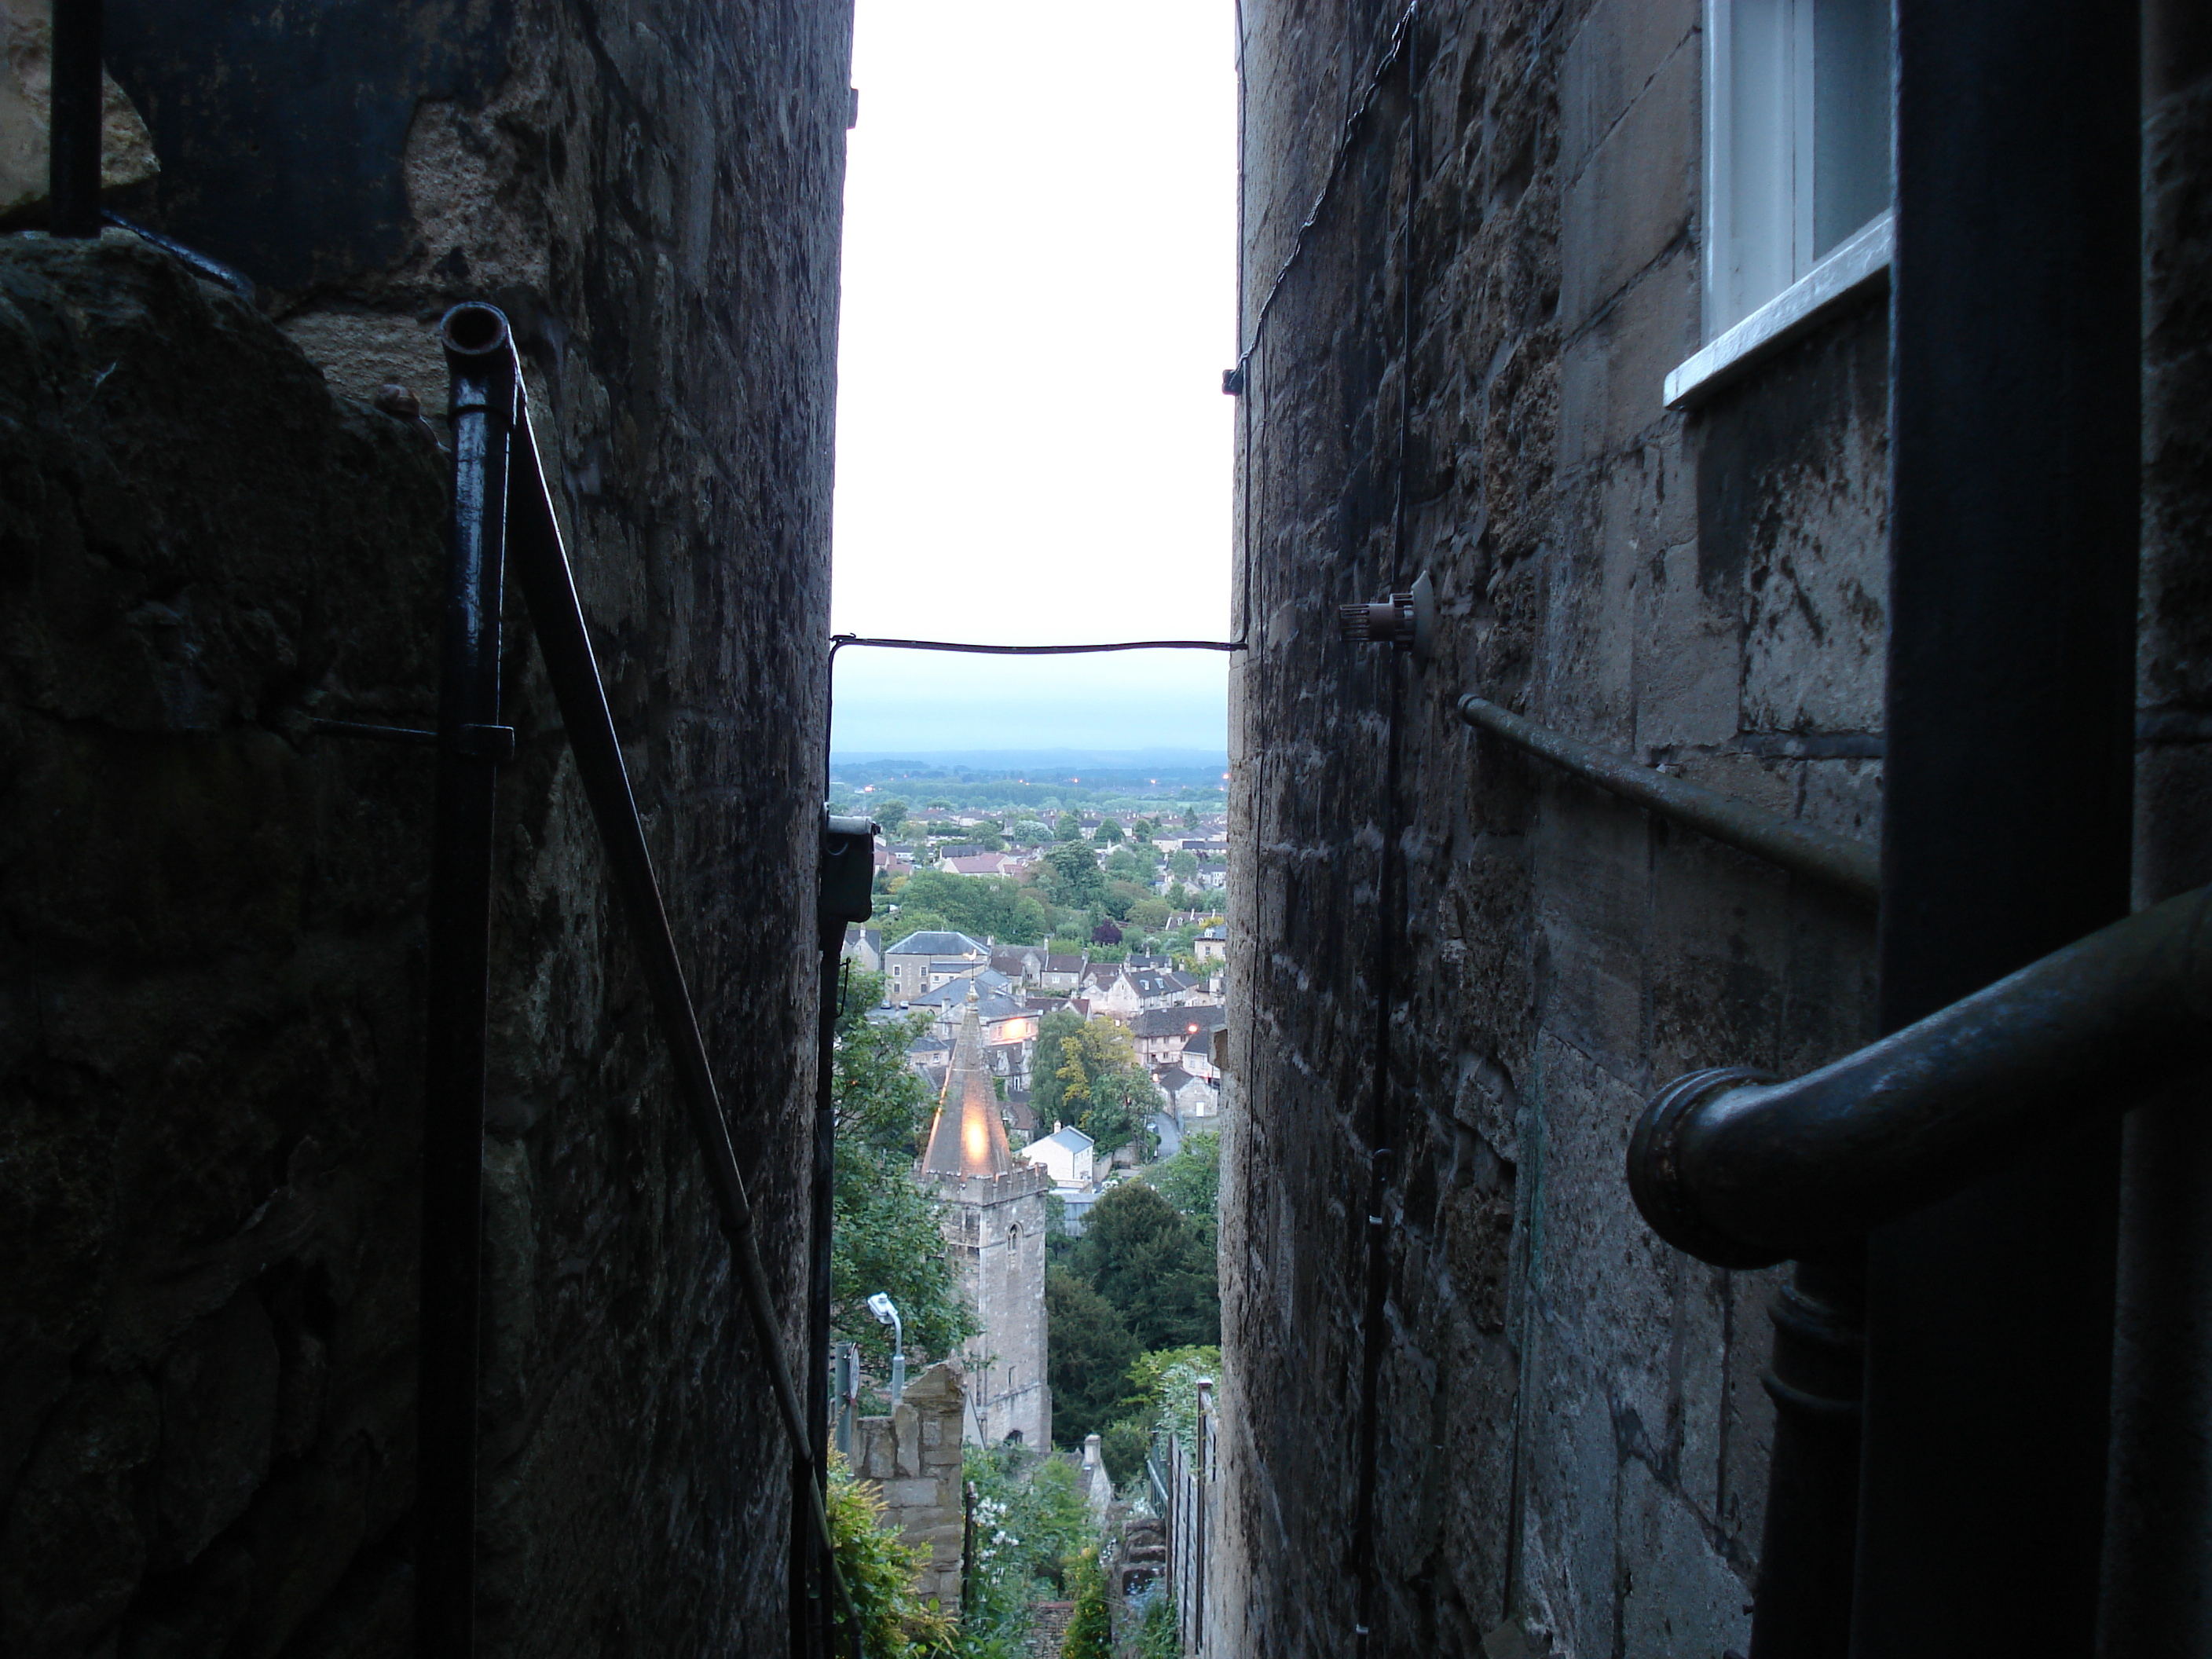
[{"xmin": 831, "ymin": 748, "xmax": 1228, "ymax": 771}]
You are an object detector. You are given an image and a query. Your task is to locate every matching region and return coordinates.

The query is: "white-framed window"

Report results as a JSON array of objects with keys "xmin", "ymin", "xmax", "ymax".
[{"xmin": 1671, "ymin": 0, "xmax": 1892, "ymax": 405}]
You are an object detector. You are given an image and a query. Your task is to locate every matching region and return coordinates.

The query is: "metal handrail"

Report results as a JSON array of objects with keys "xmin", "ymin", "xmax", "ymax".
[
  {"xmin": 427, "ymin": 304, "xmax": 862, "ymax": 1654},
  {"xmin": 1628, "ymin": 879, "xmax": 2212, "ymax": 1268},
  {"xmin": 1456, "ymin": 695, "xmax": 1880, "ymax": 904}
]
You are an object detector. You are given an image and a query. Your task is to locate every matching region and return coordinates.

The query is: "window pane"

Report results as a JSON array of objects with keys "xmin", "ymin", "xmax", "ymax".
[{"xmin": 1814, "ymin": 0, "xmax": 1892, "ymax": 255}]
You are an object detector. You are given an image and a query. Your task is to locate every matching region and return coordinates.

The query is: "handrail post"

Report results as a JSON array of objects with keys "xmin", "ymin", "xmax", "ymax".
[{"xmin": 416, "ymin": 303, "xmax": 520, "ymax": 1659}]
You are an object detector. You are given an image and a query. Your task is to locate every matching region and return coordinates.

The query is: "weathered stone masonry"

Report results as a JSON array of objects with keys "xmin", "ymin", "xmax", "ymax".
[
  {"xmin": 1221, "ymin": 3, "xmax": 2212, "ymax": 1657},
  {"xmin": 0, "ymin": 3, "xmax": 851, "ymax": 1655}
]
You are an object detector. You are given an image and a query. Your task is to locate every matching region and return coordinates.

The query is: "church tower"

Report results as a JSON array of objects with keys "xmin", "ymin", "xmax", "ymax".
[{"xmin": 920, "ymin": 988, "xmax": 1050, "ymax": 1447}]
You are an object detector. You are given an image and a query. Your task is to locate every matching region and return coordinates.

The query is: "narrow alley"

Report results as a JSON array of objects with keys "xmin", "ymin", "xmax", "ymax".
[{"xmin": 4, "ymin": 3, "xmax": 2212, "ymax": 1658}]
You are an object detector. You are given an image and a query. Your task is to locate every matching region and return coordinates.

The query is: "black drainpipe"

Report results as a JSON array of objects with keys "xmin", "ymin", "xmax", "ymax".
[
  {"xmin": 415, "ymin": 306, "xmax": 520, "ymax": 1658},
  {"xmin": 1855, "ymin": 7, "xmax": 2140, "ymax": 1657}
]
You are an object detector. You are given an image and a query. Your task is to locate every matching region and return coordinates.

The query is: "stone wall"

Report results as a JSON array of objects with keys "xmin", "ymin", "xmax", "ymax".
[
  {"xmin": 1221, "ymin": 4, "xmax": 2212, "ymax": 1657},
  {"xmin": 1221, "ymin": 2, "xmax": 1881, "ymax": 1654},
  {"xmin": 851, "ymin": 1361, "xmax": 968, "ymax": 1610},
  {"xmin": 0, "ymin": 0, "xmax": 851, "ymax": 1652}
]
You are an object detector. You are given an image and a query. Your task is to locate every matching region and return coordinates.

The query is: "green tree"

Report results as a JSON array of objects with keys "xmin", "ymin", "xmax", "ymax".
[
  {"xmin": 1104, "ymin": 845, "xmax": 1151, "ymax": 884},
  {"xmin": 1093, "ymin": 819, "xmax": 1123, "ymax": 845},
  {"xmin": 896, "ymin": 870, "xmax": 1045, "ymax": 944},
  {"xmin": 1103, "ymin": 879, "xmax": 1151, "ymax": 922},
  {"xmin": 1046, "ymin": 1266, "xmax": 1140, "ymax": 1445},
  {"xmin": 1009, "ymin": 818, "xmax": 1051, "ymax": 844},
  {"xmin": 884, "ymin": 910, "xmax": 950, "ymax": 948},
  {"xmin": 1099, "ymin": 1419, "xmax": 1151, "ymax": 1490},
  {"xmin": 1122, "ymin": 1344, "xmax": 1223, "ymax": 1447},
  {"xmin": 1147, "ymin": 1129, "xmax": 1221, "ymax": 1248},
  {"xmin": 1073, "ymin": 1183, "xmax": 1219, "ymax": 1353},
  {"xmin": 1181, "ymin": 807, "xmax": 1199, "ymax": 829},
  {"xmin": 876, "ymin": 797, "xmax": 910, "ymax": 835},
  {"xmin": 1031, "ymin": 1010, "xmax": 1155, "ymax": 1155},
  {"xmin": 1055, "ymin": 811, "xmax": 1086, "ymax": 842},
  {"xmin": 832, "ymin": 973, "xmax": 976, "ymax": 1368},
  {"xmin": 1167, "ymin": 849, "xmax": 1199, "ymax": 881},
  {"xmin": 1130, "ymin": 897, "xmax": 1171, "ymax": 932},
  {"xmin": 1042, "ymin": 842, "xmax": 1107, "ymax": 911}
]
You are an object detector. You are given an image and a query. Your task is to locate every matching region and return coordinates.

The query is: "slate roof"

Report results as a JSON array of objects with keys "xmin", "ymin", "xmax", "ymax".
[
  {"xmin": 884, "ymin": 929, "xmax": 989, "ymax": 958},
  {"xmin": 1130, "ymin": 1005, "xmax": 1228, "ymax": 1039}
]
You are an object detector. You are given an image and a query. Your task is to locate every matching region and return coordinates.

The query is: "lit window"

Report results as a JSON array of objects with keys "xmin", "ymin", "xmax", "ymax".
[{"xmin": 1703, "ymin": 0, "xmax": 1891, "ymax": 336}]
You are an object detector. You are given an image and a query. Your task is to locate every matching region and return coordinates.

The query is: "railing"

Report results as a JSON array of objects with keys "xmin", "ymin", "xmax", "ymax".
[
  {"xmin": 1455, "ymin": 696, "xmax": 1879, "ymax": 905},
  {"xmin": 410, "ymin": 305, "xmax": 862, "ymax": 1657}
]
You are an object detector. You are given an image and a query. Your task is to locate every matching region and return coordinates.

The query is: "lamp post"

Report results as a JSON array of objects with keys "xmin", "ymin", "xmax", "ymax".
[{"xmin": 867, "ymin": 1292, "xmax": 905, "ymax": 1404}]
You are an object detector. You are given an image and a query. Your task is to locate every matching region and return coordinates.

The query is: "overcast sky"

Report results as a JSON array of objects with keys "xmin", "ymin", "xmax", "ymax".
[{"xmin": 830, "ymin": 0, "xmax": 1237, "ymax": 756}]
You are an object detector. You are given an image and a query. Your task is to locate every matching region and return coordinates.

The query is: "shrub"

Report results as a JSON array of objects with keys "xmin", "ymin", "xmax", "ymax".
[
  {"xmin": 1059, "ymin": 1548, "xmax": 1111, "ymax": 1659},
  {"xmin": 826, "ymin": 1454, "xmax": 954, "ymax": 1657}
]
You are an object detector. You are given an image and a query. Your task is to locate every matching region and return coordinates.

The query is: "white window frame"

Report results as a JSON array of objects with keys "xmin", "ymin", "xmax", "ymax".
[{"xmin": 1668, "ymin": 0, "xmax": 1892, "ymax": 410}]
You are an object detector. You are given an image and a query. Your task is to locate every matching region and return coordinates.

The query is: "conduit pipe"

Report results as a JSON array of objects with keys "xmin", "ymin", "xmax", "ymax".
[
  {"xmin": 1629, "ymin": 880, "xmax": 2212, "ymax": 1270},
  {"xmin": 1456, "ymin": 696, "xmax": 1878, "ymax": 904}
]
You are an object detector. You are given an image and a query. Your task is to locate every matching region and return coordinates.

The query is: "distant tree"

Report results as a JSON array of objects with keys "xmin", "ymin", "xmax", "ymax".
[
  {"xmin": 1091, "ymin": 917, "xmax": 1123, "ymax": 946},
  {"xmin": 881, "ymin": 910, "xmax": 948, "ymax": 947},
  {"xmin": 1148, "ymin": 1129, "xmax": 1221, "ymax": 1248},
  {"xmin": 1168, "ymin": 849, "xmax": 1199, "ymax": 881},
  {"xmin": 1130, "ymin": 897, "xmax": 1171, "ymax": 931},
  {"xmin": 1046, "ymin": 1268, "xmax": 1140, "ymax": 1446},
  {"xmin": 1055, "ymin": 811, "xmax": 1086, "ymax": 842},
  {"xmin": 1031, "ymin": 1009, "xmax": 1152, "ymax": 1152},
  {"xmin": 1093, "ymin": 819, "xmax": 1123, "ymax": 845},
  {"xmin": 1073, "ymin": 1183, "xmax": 1219, "ymax": 1353},
  {"xmin": 1133, "ymin": 818, "xmax": 1158, "ymax": 844},
  {"xmin": 1104, "ymin": 846, "xmax": 1150, "ymax": 884},
  {"xmin": 1043, "ymin": 841, "xmax": 1107, "ymax": 910},
  {"xmin": 1009, "ymin": 818, "xmax": 1052, "ymax": 844},
  {"xmin": 1166, "ymin": 882, "xmax": 1192, "ymax": 911},
  {"xmin": 875, "ymin": 797, "xmax": 910, "ymax": 835},
  {"xmin": 1103, "ymin": 880, "xmax": 1151, "ymax": 921},
  {"xmin": 1099, "ymin": 1419, "xmax": 1151, "ymax": 1492},
  {"xmin": 895, "ymin": 870, "xmax": 1043, "ymax": 943},
  {"xmin": 1182, "ymin": 807, "xmax": 1199, "ymax": 829},
  {"xmin": 925, "ymin": 797, "xmax": 952, "ymax": 809}
]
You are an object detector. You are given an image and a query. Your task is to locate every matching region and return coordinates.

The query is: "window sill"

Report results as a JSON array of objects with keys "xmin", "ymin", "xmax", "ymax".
[{"xmin": 1664, "ymin": 211, "xmax": 1893, "ymax": 411}]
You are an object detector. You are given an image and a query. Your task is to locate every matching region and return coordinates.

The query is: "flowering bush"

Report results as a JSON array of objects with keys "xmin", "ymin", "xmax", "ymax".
[{"xmin": 957, "ymin": 1446, "xmax": 1097, "ymax": 1657}]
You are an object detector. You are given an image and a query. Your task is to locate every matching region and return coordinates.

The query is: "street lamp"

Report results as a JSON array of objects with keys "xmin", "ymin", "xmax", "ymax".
[{"xmin": 867, "ymin": 1291, "xmax": 905, "ymax": 1404}]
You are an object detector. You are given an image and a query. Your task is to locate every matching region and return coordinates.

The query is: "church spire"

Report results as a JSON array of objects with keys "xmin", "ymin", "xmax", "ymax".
[{"xmin": 921, "ymin": 985, "xmax": 1011, "ymax": 1177}]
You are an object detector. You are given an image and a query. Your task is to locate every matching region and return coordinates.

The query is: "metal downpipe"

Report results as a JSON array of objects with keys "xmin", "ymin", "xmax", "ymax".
[
  {"xmin": 415, "ymin": 303, "xmax": 519, "ymax": 1659},
  {"xmin": 1629, "ymin": 882, "xmax": 2212, "ymax": 1269}
]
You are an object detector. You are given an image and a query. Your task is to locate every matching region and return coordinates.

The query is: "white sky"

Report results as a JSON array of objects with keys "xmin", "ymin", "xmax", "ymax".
[{"xmin": 830, "ymin": 0, "xmax": 1238, "ymax": 755}]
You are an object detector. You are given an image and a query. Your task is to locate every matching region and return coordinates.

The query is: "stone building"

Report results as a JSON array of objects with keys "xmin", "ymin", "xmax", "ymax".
[
  {"xmin": 919, "ymin": 994, "xmax": 1050, "ymax": 1448},
  {"xmin": 0, "ymin": 2, "xmax": 848, "ymax": 1655},
  {"xmin": 1219, "ymin": 3, "xmax": 2212, "ymax": 1658}
]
